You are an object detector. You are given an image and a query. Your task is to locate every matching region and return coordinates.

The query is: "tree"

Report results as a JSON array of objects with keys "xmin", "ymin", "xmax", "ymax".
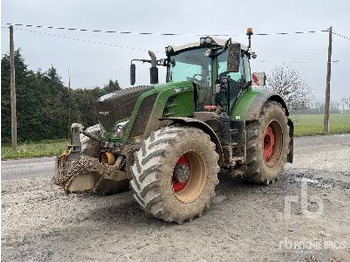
[
  {"xmin": 266, "ymin": 65, "xmax": 313, "ymax": 112},
  {"xmin": 341, "ymin": 97, "xmax": 350, "ymax": 111},
  {"xmin": 100, "ymin": 79, "xmax": 120, "ymax": 96},
  {"xmin": 1, "ymin": 49, "xmax": 34, "ymax": 142}
]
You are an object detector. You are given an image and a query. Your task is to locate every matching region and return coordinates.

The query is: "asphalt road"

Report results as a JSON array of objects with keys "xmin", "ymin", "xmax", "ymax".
[
  {"xmin": 1, "ymin": 156, "xmax": 55, "ymax": 181},
  {"xmin": 2, "ymin": 134, "xmax": 349, "ymax": 181}
]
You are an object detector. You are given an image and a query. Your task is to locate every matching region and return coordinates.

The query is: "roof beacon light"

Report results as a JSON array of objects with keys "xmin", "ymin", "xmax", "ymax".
[
  {"xmin": 246, "ymin": 28, "xmax": 253, "ymax": 36},
  {"xmin": 246, "ymin": 28, "xmax": 253, "ymax": 49}
]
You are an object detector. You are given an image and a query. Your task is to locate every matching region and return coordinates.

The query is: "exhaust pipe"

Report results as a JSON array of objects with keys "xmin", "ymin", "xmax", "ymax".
[
  {"xmin": 148, "ymin": 50, "xmax": 157, "ymax": 67},
  {"xmin": 148, "ymin": 50, "xmax": 158, "ymax": 84}
]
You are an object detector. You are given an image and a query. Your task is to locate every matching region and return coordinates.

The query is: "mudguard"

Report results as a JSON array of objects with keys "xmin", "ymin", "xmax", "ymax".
[
  {"xmin": 164, "ymin": 117, "xmax": 225, "ymax": 167},
  {"xmin": 230, "ymin": 88, "xmax": 289, "ymax": 121},
  {"xmin": 231, "ymin": 88, "xmax": 293, "ymax": 163}
]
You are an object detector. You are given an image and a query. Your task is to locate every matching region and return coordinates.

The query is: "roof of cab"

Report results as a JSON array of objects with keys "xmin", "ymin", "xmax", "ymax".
[{"xmin": 165, "ymin": 36, "xmax": 249, "ymax": 55}]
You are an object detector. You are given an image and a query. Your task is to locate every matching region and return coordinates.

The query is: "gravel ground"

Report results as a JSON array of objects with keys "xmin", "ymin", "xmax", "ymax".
[{"xmin": 1, "ymin": 134, "xmax": 350, "ymax": 262}]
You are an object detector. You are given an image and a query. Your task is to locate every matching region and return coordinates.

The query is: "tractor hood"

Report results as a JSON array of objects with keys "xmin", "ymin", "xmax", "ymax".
[{"xmin": 96, "ymin": 85, "xmax": 154, "ymax": 133}]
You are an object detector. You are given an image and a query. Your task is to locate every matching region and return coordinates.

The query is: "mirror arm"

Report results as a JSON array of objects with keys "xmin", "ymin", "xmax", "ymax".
[{"xmin": 131, "ymin": 58, "xmax": 152, "ymax": 64}]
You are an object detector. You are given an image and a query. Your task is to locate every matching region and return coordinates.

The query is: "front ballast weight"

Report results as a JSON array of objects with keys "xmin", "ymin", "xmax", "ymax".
[{"xmin": 53, "ymin": 123, "xmax": 130, "ymax": 195}]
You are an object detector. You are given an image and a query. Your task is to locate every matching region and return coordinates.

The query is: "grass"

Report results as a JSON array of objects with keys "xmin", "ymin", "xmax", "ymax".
[
  {"xmin": 1, "ymin": 139, "xmax": 67, "ymax": 160},
  {"xmin": 291, "ymin": 113, "xmax": 350, "ymax": 136},
  {"xmin": 1, "ymin": 114, "xmax": 349, "ymax": 160}
]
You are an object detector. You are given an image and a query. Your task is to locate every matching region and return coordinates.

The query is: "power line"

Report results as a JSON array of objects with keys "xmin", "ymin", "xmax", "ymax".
[
  {"xmin": 4, "ymin": 22, "xmax": 328, "ymax": 37},
  {"xmin": 6, "ymin": 22, "xmax": 226, "ymax": 37},
  {"xmin": 256, "ymin": 60, "xmax": 309, "ymax": 64},
  {"xmin": 255, "ymin": 29, "xmax": 329, "ymax": 36},
  {"xmin": 16, "ymin": 27, "xmax": 162, "ymax": 53},
  {"xmin": 333, "ymin": 31, "xmax": 350, "ymax": 41}
]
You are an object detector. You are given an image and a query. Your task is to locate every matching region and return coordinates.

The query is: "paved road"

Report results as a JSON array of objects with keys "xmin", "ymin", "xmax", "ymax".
[
  {"xmin": 1, "ymin": 156, "xmax": 55, "ymax": 181},
  {"xmin": 2, "ymin": 134, "xmax": 349, "ymax": 181}
]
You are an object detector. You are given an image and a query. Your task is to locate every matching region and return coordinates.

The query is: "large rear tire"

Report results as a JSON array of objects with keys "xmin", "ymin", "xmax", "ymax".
[
  {"xmin": 130, "ymin": 126, "xmax": 220, "ymax": 223},
  {"xmin": 242, "ymin": 101, "xmax": 290, "ymax": 184}
]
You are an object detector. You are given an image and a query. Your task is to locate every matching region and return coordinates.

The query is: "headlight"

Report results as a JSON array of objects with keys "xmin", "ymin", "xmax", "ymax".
[{"xmin": 113, "ymin": 120, "xmax": 129, "ymax": 138}]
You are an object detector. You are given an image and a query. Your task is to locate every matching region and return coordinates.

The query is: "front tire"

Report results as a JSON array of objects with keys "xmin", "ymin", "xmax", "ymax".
[{"xmin": 130, "ymin": 126, "xmax": 220, "ymax": 223}]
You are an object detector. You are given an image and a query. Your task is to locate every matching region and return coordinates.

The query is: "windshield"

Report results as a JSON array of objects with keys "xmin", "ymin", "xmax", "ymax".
[{"xmin": 168, "ymin": 48, "xmax": 212, "ymax": 85}]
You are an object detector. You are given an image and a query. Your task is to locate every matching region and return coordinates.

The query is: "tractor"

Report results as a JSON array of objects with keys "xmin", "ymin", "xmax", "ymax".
[{"xmin": 54, "ymin": 29, "xmax": 293, "ymax": 223}]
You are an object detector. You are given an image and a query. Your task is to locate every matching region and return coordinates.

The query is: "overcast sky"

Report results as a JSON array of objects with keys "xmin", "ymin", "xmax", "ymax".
[{"xmin": 2, "ymin": 0, "xmax": 350, "ymax": 101}]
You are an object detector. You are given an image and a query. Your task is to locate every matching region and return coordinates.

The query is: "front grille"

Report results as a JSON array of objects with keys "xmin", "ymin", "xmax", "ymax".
[
  {"xmin": 96, "ymin": 86, "xmax": 153, "ymax": 132},
  {"xmin": 130, "ymin": 94, "xmax": 157, "ymax": 137}
]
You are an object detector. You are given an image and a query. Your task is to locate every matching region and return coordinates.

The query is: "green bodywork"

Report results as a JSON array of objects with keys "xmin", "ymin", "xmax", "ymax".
[
  {"xmin": 104, "ymin": 82, "xmax": 275, "ymax": 143},
  {"xmin": 230, "ymin": 88, "xmax": 265, "ymax": 121}
]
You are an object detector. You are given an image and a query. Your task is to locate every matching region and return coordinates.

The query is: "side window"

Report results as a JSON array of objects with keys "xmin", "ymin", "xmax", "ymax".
[{"xmin": 218, "ymin": 51, "xmax": 244, "ymax": 81}]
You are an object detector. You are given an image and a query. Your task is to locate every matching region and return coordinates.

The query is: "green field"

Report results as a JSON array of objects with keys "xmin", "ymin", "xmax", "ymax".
[
  {"xmin": 1, "ymin": 114, "xmax": 349, "ymax": 159},
  {"xmin": 291, "ymin": 113, "xmax": 350, "ymax": 136},
  {"xmin": 1, "ymin": 139, "xmax": 67, "ymax": 160}
]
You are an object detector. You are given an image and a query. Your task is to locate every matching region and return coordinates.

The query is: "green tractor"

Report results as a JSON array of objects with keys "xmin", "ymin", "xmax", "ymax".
[{"xmin": 54, "ymin": 29, "xmax": 293, "ymax": 223}]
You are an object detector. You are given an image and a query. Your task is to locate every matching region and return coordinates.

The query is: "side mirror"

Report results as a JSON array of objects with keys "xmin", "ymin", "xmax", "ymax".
[
  {"xmin": 227, "ymin": 43, "xmax": 241, "ymax": 72},
  {"xmin": 150, "ymin": 67, "xmax": 158, "ymax": 84},
  {"xmin": 252, "ymin": 72, "xmax": 266, "ymax": 86},
  {"xmin": 130, "ymin": 63, "xmax": 136, "ymax": 85}
]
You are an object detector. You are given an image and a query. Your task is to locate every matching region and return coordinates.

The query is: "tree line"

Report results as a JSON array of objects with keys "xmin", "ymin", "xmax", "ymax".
[{"xmin": 1, "ymin": 50, "xmax": 120, "ymax": 143}]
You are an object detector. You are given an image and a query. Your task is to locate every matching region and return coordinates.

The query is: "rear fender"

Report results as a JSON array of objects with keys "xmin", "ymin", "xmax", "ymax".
[
  {"xmin": 231, "ymin": 88, "xmax": 289, "ymax": 121},
  {"xmin": 231, "ymin": 88, "xmax": 293, "ymax": 163}
]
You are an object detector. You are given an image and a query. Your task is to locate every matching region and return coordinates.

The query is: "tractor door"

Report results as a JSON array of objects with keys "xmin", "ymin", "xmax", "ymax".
[
  {"xmin": 216, "ymin": 51, "xmax": 251, "ymax": 113},
  {"xmin": 215, "ymin": 50, "xmax": 252, "ymax": 163}
]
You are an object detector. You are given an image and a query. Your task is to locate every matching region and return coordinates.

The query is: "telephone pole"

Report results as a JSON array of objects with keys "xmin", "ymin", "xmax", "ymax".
[
  {"xmin": 324, "ymin": 26, "xmax": 333, "ymax": 134},
  {"xmin": 68, "ymin": 69, "xmax": 71, "ymax": 140},
  {"xmin": 9, "ymin": 25, "xmax": 17, "ymax": 150}
]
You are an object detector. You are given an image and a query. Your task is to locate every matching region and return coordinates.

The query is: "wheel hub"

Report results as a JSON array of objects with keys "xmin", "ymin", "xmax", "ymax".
[
  {"xmin": 263, "ymin": 125, "xmax": 275, "ymax": 163},
  {"xmin": 172, "ymin": 156, "xmax": 190, "ymax": 193}
]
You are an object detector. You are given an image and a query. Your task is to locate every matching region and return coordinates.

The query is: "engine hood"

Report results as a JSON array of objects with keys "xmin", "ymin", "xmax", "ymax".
[{"xmin": 96, "ymin": 85, "xmax": 154, "ymax": 133}]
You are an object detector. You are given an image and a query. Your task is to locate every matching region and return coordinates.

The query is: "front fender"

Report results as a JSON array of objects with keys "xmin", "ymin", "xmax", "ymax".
[{"xmin": 164, "ymin": 117, "xmax": 224, "ymax": 167}]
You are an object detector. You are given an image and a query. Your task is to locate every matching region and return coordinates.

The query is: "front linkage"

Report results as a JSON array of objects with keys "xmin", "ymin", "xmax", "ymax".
[{"xmin": 53, "ymin": 124, "xmax": 129, "ymax": 195}]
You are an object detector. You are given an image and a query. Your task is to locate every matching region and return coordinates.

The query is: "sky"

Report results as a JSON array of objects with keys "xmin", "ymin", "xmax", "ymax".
[{"xmin": 1, "ymin": 0, "xmax": 350, "ymax": 102}]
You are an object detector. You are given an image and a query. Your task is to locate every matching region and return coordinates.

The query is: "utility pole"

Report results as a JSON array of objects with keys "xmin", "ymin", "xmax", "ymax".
[
  {"xmin": 68, "ymin": 69, "xmax": 71, "ymax": 140},
  {"xmin": 9, "ymin": 25, "xmax": 17, "ymax": 150},
  {"xmin": 324, "ymin": 26, "xmax": 333, "ymax": 134}
]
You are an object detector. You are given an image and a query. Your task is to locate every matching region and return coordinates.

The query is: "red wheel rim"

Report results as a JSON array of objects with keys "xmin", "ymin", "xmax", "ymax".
[
  {"xmin": 263, "ymin": 124, "xmax": 276, "ymax": 164},
  {"xmin": 172, "ymin": 156, "xmax": 190, "ymax": 193}
]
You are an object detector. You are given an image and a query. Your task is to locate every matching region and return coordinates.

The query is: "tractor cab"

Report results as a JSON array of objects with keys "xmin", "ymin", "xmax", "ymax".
[
  {"xmin": 165, "ymin": 37, "xmax": 253, "ymax": 113},
  {"xmin": 130, "ymin": 35, "xmax": 262, "ymax": 115}
]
